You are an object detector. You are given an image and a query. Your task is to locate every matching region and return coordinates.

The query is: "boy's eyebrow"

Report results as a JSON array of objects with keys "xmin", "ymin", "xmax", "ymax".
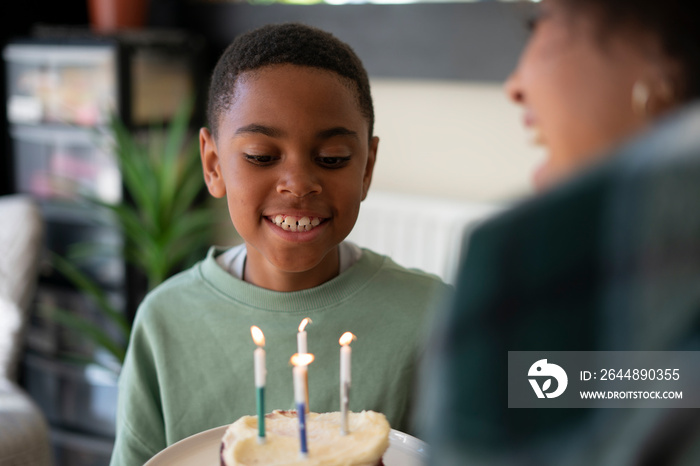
[
  {"xmin": 317, "ymin": 127, "xmax": 359, "ymax": 140},
  {"xmin": 234, "ymin": 124, "xmax": 359, "ymax": 140},
  {"xmin": 235, "ymin": 124, "xmax": 284, "ymax": 138}
]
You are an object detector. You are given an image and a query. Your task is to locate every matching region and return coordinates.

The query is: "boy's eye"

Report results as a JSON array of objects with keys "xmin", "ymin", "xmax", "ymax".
[
  {"xmin": 316, "ymin": 156, "xmax": 351, "ymax": 168},
  {"xmin": 244, "ymin": 154, "xmax": 276, "ymax": 165}
]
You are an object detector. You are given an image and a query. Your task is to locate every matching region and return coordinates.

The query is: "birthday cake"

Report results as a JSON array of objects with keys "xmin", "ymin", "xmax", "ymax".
[{"xmin": 220, "ymin": 410, "xmax": 390, "ymax": 465}]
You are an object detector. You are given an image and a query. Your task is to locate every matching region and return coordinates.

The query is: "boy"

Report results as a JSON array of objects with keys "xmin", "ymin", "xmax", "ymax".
[{"xmin": 110, "ymin": 23, "xmax": 449, "ymax": 465}]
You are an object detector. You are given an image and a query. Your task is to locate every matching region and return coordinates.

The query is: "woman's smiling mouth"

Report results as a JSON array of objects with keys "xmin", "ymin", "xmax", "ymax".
[{"xmin": 523, "ymin": 110, "xmax": 546, "ymax": 147}]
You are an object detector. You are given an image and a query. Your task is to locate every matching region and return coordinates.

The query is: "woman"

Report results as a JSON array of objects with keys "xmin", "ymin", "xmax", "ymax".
[
  {"xmin": 416, "ymin": 1, "xmax": 700, "ymax": 464},
  {"xmin": 505, "ymin": 0, "xmax": 697, "ymax": 191}
]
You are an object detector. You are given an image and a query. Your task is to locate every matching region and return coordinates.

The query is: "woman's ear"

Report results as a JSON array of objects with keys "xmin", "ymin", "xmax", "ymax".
[
  {"xmin": 638, "ymin": 36, "xmax": 684, "ymax": 117},
  {"xmin": 361, "ymin": 136, "xmax": 379, "ymax": 201},
  {"xmin": 200, "ymin": 127, "xmax": 226, "ymax": 198}
]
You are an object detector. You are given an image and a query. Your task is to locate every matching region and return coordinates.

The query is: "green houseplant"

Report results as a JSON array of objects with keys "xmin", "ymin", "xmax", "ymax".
[{"xmin": 46, "ymin": 97, "xmax": 217, "ymax": 371}]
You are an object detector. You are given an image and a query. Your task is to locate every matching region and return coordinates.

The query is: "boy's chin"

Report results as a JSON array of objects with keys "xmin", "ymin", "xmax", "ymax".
[
  {"xmin": 272, "ymin": 252, "xmax": 337, "ymax": 275},
  {"xmin": 244, "ymin": 240, "xmax": 342, "ymax": 287}
]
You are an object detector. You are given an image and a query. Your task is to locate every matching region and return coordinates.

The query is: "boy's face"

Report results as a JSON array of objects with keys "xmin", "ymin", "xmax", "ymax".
[{"xmin": 200, "ymin": 64, "xmax": 378, "ymax": 291}]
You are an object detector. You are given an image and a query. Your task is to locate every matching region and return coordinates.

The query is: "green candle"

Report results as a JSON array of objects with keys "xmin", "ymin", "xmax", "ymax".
[
  {"xmin": 257, "ymin": 386, "xmax": 265, "ymax": 439},
  {"xmin": 251, "ymin": 326, "xmax": 266, "ymax": 442}
]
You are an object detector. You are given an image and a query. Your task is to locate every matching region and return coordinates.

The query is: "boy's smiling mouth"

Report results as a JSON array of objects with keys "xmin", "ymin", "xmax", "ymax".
[{"xmin": 267, "ymin": 214, "xmax": 326, "ymax": 232}]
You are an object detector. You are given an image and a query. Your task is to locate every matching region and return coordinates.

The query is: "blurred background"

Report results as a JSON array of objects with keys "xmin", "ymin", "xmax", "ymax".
[{"xmin": 0, "ymin": 1, "xmax": 540, "ymax": 464}]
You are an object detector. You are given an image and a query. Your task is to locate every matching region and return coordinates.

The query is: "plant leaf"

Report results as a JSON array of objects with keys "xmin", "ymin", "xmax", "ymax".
[
  {"xmin": 50, "ymin": 253, "xmax": 130, "ymax": 336},
  {"xmin": 43, "ymin": 305, "xmax": 126, "ymax": 364}
]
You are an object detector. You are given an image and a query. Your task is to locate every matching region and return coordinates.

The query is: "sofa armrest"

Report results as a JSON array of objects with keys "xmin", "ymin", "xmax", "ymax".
[
  {"xmin": 0, "ymin": 379, "xmax": 52, "ymax": 466},
  {"xmin": 0, "ymin": 195, "xmax": 44, "ymax": 382}
]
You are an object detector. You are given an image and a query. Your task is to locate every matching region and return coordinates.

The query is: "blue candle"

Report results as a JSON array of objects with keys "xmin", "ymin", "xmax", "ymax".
[
  {"xmin": 296, "ymin": 397, "xmax": 308, "ymax": 456},
  {"xmin": 291, "ymin": 353, "xmax": 314, "ymax": 458},
  {"xmin": 297, "ymin": 318, "xmax": 312, "ymax": 413}
]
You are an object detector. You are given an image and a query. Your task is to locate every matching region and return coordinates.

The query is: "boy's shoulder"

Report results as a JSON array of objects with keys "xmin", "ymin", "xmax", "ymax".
[
  {"xmin": 145, "ymin": 261, "xmax": 204, "ymax": 299},
  {"xmin": 361, "ymin": 248, "xmax": 452, "ymax": 292},
  {"xmin": 354, "ymin": 249, "xmax": 452, "ymax": 321}
]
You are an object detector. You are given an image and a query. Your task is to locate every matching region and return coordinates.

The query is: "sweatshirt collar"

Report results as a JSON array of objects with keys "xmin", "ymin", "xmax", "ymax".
[{"xmin": 198, "ymin": 246, "xmax": 384, "ymax": 312}]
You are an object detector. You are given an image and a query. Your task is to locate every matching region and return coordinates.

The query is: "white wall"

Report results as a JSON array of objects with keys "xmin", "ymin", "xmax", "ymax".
[{"xmin": 370, "ymin": 78, "xmax": 544, "ymax": 203}]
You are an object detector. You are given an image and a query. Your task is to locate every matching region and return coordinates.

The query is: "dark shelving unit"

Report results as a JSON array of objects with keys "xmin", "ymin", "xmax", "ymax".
[{"xmin": 4, "ymin": 28, "xmax": 204, "ymax": 466}]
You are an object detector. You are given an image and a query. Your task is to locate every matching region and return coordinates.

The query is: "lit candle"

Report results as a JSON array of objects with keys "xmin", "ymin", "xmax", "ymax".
[
  {"xmin": 250, "ymin": 326, "xmax": 266, "ymax": 442},
  {"xmin": 339, "ymin": 332, "xmax": 356, "ymax": 435},
  {"xmin": 291, "ymin": 352, "xmax": 314, "ymax": 458},
  {"xmin": 297, "ymin": 317, "xmax": 311, "ymax": 353},
  {"xmin": 297, "ymin": 318, "xmax": 312, "ymax": 412}
]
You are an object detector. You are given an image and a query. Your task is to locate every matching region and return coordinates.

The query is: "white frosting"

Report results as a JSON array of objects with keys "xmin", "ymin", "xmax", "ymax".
[{"xmin": 221, "ymin": 410, "xmax": 390, "ymax": 466}]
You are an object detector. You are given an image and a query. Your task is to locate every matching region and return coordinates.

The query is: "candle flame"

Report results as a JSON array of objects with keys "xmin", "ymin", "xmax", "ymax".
[
  {"xmin": 298, "ymin": 317, "xmax": 312, "ymax": 333},
  {"xmin": 339, "ymin": 332, "xmax": 356, "ymax": 346},
  {"xmin": 250, "ymin": 326, "xmax": 265, "ymax": 347},
  {"xmin": 290, "ymin": 353, "xmax": 315, "ymax": 367}
]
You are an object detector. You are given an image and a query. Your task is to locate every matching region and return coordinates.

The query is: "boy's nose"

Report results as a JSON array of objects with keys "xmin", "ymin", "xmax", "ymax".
[{"xmin": 276, "ymin": 162, "xmax": 322, "ymax": 198}]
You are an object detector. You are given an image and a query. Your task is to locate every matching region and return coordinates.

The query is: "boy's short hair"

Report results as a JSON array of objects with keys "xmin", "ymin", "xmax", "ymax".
[{"xmin": 207, "ymin": 22, "xmax": 375, "ymax": 139}]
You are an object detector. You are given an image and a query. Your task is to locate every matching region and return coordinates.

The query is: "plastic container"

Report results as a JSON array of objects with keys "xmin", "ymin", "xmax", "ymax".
[
  {"xmin": 11, "ymin": 125, "xmax": 121, "ymax": 204},
  {"xmin": 27, "ymin": 285, "xmax": 126, "ymax": 362},
  {"xmin": 50, "ymin": 426, "xmax": 115, "ymax": 466},
  {"xmin": 4, "ymin": 43, "xmax": 116, "ymax": 127},
  {"xmin": 23, "ymin": 353, "xmax": 119, "ymax": 438}
]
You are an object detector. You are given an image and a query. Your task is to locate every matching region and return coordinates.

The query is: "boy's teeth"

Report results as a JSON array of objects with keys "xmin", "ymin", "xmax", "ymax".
[
  {"xmin": 283, "ymin": 217, "xmax": 297, "ymax": 232},
  {"xmin": 271, "ymin": 215, "xmax": 323, "ymax": 232}
]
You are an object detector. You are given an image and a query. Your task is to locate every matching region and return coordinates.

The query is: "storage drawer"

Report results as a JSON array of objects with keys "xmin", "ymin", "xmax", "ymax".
[
  {"xmin": 27, "ymin": 285, "xmax": 126, "ymax": 362},
  {"xmin": 39, "ymin": 212, "xmax": 126, "ymax": 290},
  {"xmin": 11, "ymin": 125, "xmax": 121, "ymax": 203},
  {"xmin": 4, "ymin": 43, "xmax": 116, "ymax": 126},
  {"xmin": 50, "ymin": 426, "xmax": 114, "ymax": 466},
  {"xmin": 23, "ymin": 353, "xmax": 119, "ymax": 438}
]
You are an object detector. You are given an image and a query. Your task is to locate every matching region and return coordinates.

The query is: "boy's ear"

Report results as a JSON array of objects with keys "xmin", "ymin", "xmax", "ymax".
[
  {"xmin": 361, "ymin": 136, "xmax": 379, "ymax": 201},
  {"xmin": 200, "ymin": 127, "xmax": 226, "ymax": 198}
]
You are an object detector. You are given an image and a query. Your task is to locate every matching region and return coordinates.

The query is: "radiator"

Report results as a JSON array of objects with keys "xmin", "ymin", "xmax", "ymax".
[{"xmin": 347, "ymin": 191, "xmax": 502, "ymax": 284}]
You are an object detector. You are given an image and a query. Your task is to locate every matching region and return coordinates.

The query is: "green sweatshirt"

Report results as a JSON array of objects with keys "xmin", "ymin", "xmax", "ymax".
[{"xmin": 110, "ymin": 247, "xmax": 450, "ymax": 466}]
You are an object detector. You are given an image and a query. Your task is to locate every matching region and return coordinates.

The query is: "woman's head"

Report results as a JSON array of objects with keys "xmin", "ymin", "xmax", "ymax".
[{"xmin": 506, "ymin": 0, "xmax": 699, "ymax": 191}]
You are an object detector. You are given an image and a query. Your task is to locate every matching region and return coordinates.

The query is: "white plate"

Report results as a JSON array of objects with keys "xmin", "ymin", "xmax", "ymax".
[{"xmin": 145, "ymin": 426, "xmax": 428, "ymax": 466}]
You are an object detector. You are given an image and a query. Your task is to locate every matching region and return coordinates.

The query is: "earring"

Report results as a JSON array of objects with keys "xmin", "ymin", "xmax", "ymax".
[{"xmin": 632, "ymin": 80, "xmax": 650, "ymax": 116}]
